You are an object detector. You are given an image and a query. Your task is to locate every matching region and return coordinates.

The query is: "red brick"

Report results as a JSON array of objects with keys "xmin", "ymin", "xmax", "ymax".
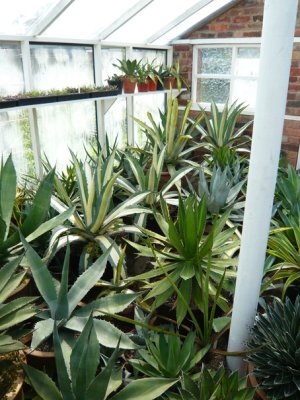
[
  {"xmin": 290, "ymin": 68, "xmax": 300, "ymax": 76},
  {"xmin": 233, "ymin": 16, "xmax": 251, "ymax": 23},
  {"xmin": 243, "ymin": 31, "xmax": 262, "ymax": 37},
  {"xmin": 216, "ymin": 15, "xmax": 231, "ymax": 23},
  {"xmin": 210, "ymin": 23, "xmax": 229, "ymax": 32}
]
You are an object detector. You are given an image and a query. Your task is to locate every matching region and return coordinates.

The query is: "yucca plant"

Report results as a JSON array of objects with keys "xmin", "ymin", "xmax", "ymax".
[
  {"xmin": 133, "ymin": 96, "xmax": 204, "ymax": 174},
  {"xmin": 24, "ymin": 316, "xmax": 177, "ymax": 400},
  {"xmin": 196, "ymin": 100, "xmax": 252, "ymax": 168},
  {"xmin": 117, "ymin": 145, "xmax": 193, "ymax": 231},
  {"xmin": 130, "ymin": 330, "xmax": 210, "ymax": 379},
  {"xmin": 247, "ymin": 296, "xmax": 300, "ymax": 400},
  {"xmin": 170, "ymin": 366, "xmax": 255, "ymax": 400},
  {"xmin": 264, "ymin": 221, "xmax": 300, "ymax": 299},
  {"xmin": 22, "ymin": 236, "xmax": 141, "ymax": 351},
  {"xmin": 127, "ymin": 195, "xmax": 238, "ymax": 329},
  {"xmin": 0, "ymin": 155, "xmax": 74, "ymax": 263},
  {"xmin": 113, "ymin": 58, "xmax": 141, "ymax": 79},
  {"xmin": 275, "ymin": 164, "xmax": 300, "ymax": 221},
  {"xmin": 0, "ymin": 257, "xmax": 37, "ymax": 353},
  {"xmin": 47, "ymin": 149, "xmax": 151, "ymax": 272}
]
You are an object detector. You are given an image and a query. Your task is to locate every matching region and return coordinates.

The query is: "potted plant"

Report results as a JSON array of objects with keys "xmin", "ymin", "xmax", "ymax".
[
  {"xmin": 107, "ymin": 74, "xmax": 123, "ymax": 93},
  {"xmin": 113, "ymin": 59, "xmax": 140, "ymax": 94},
  {"xmin": 247, "ymin": 296, "xmax": 300, "ymax": 399},
  {"xmin": 136, "ymin": 63, "xmax": 149, "ymax": 92}
]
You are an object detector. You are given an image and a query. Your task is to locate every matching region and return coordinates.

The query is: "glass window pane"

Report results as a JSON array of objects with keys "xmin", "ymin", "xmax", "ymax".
[
  {"xmin": 30, "ymin": 44, "xmax": 94, "ymax": 91},
  {"xmin": 0, "ymin": 0, "xmax": 60, "ymax": 35},
  {"xmin": 132, "ymin": 49, "xmax": 167, "ymax": 65},
  {"xmin": 101, "ymin": 48, "xmax": 125, "ymax": 83},
  {"xmin": 196, "ymin": 78, "xmax": 230, "ymax": 104},
  {"xmin": 197, "ymin": 48, "xmax": 232, "ymax": 75},
  {"xmin": 36, "ymin": 101, "xmax": 97, "ymax": 171},
  {"xmin": 235, "ymin": 47, "xmax": 260, "ymax": 77},
  {"xmin": 42, "ymin": 0, "xmax": 140, "ymax": 39},
  {"xmin": 232, "ymin": 78, "xmax": 257, "ymax": 109},
  {"xmin": 134, "ymin": 94, "xmax": 165, "ymax": 148},
  {"xmin": 0, "ymin": 43, "xmax": 24, "ymax": 96},
  {"xmin": 107, "ymin": 0, "xmax": 202, "ymax": 43},
  {"xmin": 105, "ymin": 98, "xmax": 127, "ymax": 149},
  {"xmin": 0, "ymin": 110, "xmax": 35, "ymax": 178}
]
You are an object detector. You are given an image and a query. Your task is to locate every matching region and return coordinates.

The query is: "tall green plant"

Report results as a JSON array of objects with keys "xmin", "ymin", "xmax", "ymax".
[
  {"xmin": 24, "ymin": 316, "xmax": 177, "ymax": 400},
  {"xmin": 195, "ymin": 100, "xmax": 252, "ymax": 168},
  {"xmin": 22, "ymin": 236, "xmax": 140, "ymax": 350},
  {"xmin": 48, "ymin": 149, "xmax": 151, "ymax": 272},
  {"xmin": 127, "ymin": 195, "xmax": 238, "ymax": 327},
  {"xmin": 133, "ymin": 96, "xmax": 204, "ymax": 174},
  {"xmin": 0, "ymin": 155, "xmax": 73, "ymax": 262},
  {"xmin": 0, "ymin": 257, "xmax": 37, "ymax": 353}
]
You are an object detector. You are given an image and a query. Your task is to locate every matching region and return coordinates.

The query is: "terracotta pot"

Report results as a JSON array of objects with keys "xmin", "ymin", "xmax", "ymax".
[
  {"xmin": 248, "ymin": 363, "xmax": 270, "ymax": 400},
  {"xmin": 163, "ymin": 76, "xmax": 176, "ymax": 90},
  {"xmin": 123, "ymin": 76, "xmax": 137, "ymax": 93},
  {"xmin": 137, "ymin": 80, "xmax": 149, "ymax": 92},
  {"xmin": 148, "ymin": 77, "xmax": 158, "ymax": 91},
  {"xmin": 25, "ymin": 348, "xmax": 55, "ymax": 374}
]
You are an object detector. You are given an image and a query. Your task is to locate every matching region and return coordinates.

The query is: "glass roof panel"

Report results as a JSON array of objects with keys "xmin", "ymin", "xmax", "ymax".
[
  {"xmin": 153, "ymin": 0, "xmax": 233, "ymax": 44},
  {"xmin": 0, "ymin": 0, "xmax": 61, "ymax": 35},
  {"xmin": 106, "ymin": 0, "xmax": 203, "ymax": 43},
  {"xmin": 42, "ymin": 0, "xmax": 141, "ymax": 39}
]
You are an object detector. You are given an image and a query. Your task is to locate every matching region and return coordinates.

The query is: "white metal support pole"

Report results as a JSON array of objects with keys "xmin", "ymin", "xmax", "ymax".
[
  {"xmin": 227, "ymin": 0, "xmax": 298, "ymax": 373},
  {"xmin": 125, "ymin": 46, "xmax": 135, "ymax": 146}
]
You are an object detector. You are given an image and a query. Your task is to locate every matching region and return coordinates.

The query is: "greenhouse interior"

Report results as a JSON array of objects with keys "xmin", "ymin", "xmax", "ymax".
[{"xmin": 0, "ymin": 0, "xmax": 299, "ymax": 399}]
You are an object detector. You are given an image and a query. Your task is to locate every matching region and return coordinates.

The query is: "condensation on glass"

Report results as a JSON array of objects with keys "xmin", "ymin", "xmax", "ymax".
[
  {"xmin": 36, "ymin": 101, "xmax": 97, "ymax": 171},
  {"xmin": 132, "ymin": 48, "xmax": 167, "ymax": 65},
  {"xmin": 30, "ymin": 44, "xmax": 94, "ymax": 90},
  {"xmin": 0, "ymin": 110, "xmax": 34, "ymax": 178},
  {"xmin": 101, "ymin": 47, "xmax": 125, "ymax": 82},
  {"xmin": 105, "ymin": 98, "xmax": 127, "ymax": 149},
  {"xmin": 0, "ymin": 43, "xmax": 24, "ymax": 96}
]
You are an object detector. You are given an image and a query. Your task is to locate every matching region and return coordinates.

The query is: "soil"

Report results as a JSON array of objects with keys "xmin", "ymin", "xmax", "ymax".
[{"xmin": 0, "ymin": 351, "xmax": 24, "ymax": 400}]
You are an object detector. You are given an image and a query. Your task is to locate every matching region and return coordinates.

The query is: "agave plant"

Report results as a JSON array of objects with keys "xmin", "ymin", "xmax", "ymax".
[
  {"xmin": 133, "ymin": 96, "xmax": 204, "ymax": 174},
  {"xmin": 47, "ymin": 149, "xmax": 151, "ymax": 272},
  {"xmin": 127, "ymin": 195, "xmax": 238, "ymax": 330},
  {"xmin": 168, "ymin": 366, "xmax": 255, "ymax": 400},
  {"xmin": 0, "ymin": 257, "xmax": 37, "ymax": 353},
  {"xmin": 130, "ymin": 330, "xmax": 210, "ymax": 379},
  {"xmin": 196, "ymin": 100, "xmax": 252, "ymax": 168},
  {"xmin": 0, "ymin": 155, "xmax": 74, "ymax": 263},
  {"xmin": 247, "ymin": 296, "xmax": 300, "ymax": 400},
  {"xmin": 24, "ymin": 316, "xmax": 177, "ymax": 400},
  {"xmin": 197, "ymin": 164, "xmax": 246, "ymax": 217},
  {"xmin": 22, "ymin": 236, "xmax": 141, "ymax": 351}
]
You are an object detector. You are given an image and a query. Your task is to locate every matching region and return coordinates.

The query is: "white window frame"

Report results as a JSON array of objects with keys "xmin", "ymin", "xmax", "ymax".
[{"xmin": 192, "ymin": 43, "xmax": 260, "ymax": 113}]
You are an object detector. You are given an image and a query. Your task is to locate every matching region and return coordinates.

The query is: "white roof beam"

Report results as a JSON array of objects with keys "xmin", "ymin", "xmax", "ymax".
[
  {"xmin": 27, "ymin": 0, "xmax": 75, "ymax": 36},
  {"xmin": 146, "ymin": 0, "xmax": 213, "ymax": 43},
  {"xmin": 96, "ymin": 0, "xmax": 154, "ymax": 40}
]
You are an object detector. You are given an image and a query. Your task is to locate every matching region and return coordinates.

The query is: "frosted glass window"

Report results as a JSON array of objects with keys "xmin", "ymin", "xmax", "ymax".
[
  {"xmin": 232, "ymin": 79, "xmax": 257, "ymax": 109},
  {"xmin": 134, "ymin": 94, "xmax": 165, "ymax": 148},
  {"xmin": 107, "ymin": 0, "xmax": 202, "ymax": 43},
  {"xmin": 105, "ymin": 98, "xmax": 127, "ymax": 149},
  {"xmin": 194, "ymin": 45, "xmax": 260, "ymax": 110},
  {"xmin": 30, "ymin": 44, "xmax": 94, "ymax": 91},
  {"xmin": 197, "ymin": 48, "xmax": 232, "ymax": 75},
  {"xmin": 197, "ymin": 79, "xmax": 230, "ymax": 104},
  {"xmin": 235, "ymin": 47, "xmax": 260, "ymax": 77},
  {"xmin": 0, "ymin": 110, "xmax": 35, "ymax": 178},
  {"xmin": 0, "ymin": 0, "xmax": 60, "ymax": 35},
  {"xmin": 0, "ymin": 44, "xmax": 24, "ymax": 96},
  {"xmin": 37, "ymin": 101, "xmax": 97, "ymax": 171},
  {"xmin": 132, "ymin": 49, "xmax": 167, "ymax": 65},
  {"xmin": 42, "ymin": 0, "xmax": 140, "ymax": 39},
  {"xmin": 101, "ymin": 48, "xmax": 125, "ymax": 83}
]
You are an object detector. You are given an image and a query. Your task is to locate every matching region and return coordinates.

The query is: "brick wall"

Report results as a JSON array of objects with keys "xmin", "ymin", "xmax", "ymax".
[{"xmin": 173, "ymin": 0, "xmax": 300, "ymax": 166}]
